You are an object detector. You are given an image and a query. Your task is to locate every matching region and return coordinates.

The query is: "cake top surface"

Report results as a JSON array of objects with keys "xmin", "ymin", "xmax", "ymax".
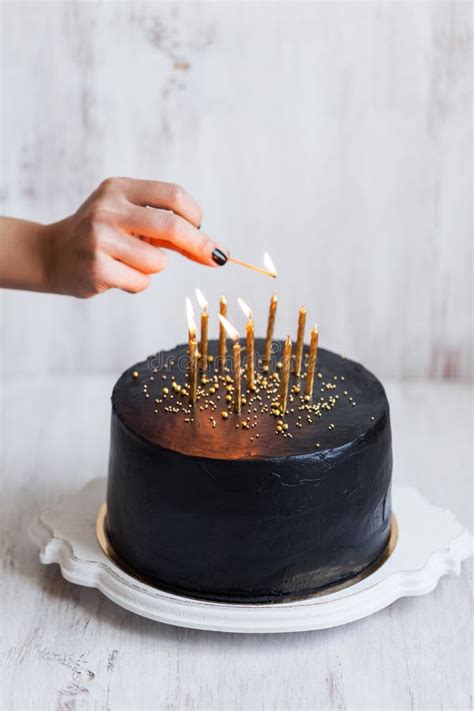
[{"xmin": 112, "ymin": 339, "xmax": 389, "ymax": 460}]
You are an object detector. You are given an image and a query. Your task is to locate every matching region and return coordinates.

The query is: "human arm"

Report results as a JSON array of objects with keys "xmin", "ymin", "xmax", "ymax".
[{"xmin": 0, "ymin": 178, "xmax": 227, "ymax": 298}]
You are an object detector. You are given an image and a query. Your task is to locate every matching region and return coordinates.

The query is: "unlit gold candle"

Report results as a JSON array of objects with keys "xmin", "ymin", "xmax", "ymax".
[
  {"xmin": 218, "ymin": 296, "xmax": 227, "ymax": 371},
  {"xmin": 233, "ymin": 341, "xmax": 242, "ymax": 414},
  {"xmin": 305, "ymin": 325, "xmax": 319, "ymax": 400},
  {"xmin": 263, "ymin": 293, "xmax": 278, "ymax": 367},
  {"xmin": 279, "ymin": 335, "xmax": 292, "ymax": 413},
  {"xmin": 200, "ymin": 308, "xmax": 209, "ymax": 369},
  {"xmin": 293, "ymin": 306, "xmax": 307, "ymax": 377},
  {"xmin": 246, "ymin": 317, "xmax": 255, "ymax": 389}
]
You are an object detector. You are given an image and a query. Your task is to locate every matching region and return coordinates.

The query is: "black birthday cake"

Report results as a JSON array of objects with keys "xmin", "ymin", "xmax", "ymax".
[{"xmin": 105, "ymin": 335, "xmax": 393, "ymax": 603}]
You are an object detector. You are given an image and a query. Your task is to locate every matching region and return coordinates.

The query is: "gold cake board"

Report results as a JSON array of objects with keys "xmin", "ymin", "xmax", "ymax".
[{"xmin": 96, "ymin": 502, "xmax": 399, "ymax": 604}]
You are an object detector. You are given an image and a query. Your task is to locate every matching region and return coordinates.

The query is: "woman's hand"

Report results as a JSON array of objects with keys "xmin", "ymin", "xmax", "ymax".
[{"xmin": 0, "ymin": 178, "xmax": 228, "ymax": 298}]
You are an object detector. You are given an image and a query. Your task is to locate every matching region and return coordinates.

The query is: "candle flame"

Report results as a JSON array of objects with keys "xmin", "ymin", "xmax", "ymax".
[
  {"xmin": 237, "ymin": 297, "xmax": 252, "ymax": 320},
  {"xmin": 263, "ymin": 252, "xmax": 277, "ymax": 276},
  {"xmin": 314, "ymin": 323, "xmax": 319, "ymax": 333},
  {"xmin": 218, "ymin": 314, "xmax": 239, "ymax": 341},
  {"xmin": 186, "ymin": 297, "xmax": 197, "ymax": 335},
  {"xmin": 195, "ymin": 288, "xmax": 208, "ymax": 311}
]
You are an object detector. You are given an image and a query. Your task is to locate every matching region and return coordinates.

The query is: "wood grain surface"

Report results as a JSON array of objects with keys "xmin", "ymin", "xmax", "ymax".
[
  {"xmin": 1, "ymin": 373, "xmax": 472, "ymax": 710},
  {"xmin": 0, "ymin": 2, "xmax": 472, "ymax": 379}
]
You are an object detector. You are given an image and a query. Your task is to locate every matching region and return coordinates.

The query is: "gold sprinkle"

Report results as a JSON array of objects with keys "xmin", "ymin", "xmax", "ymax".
[
  {"xmin": 221, "ymin": 411, "xmax": 229, "ymax": 420},
  {"xmin": 162, "ymin": 387, "xmax": 169, "ymax": 395}
]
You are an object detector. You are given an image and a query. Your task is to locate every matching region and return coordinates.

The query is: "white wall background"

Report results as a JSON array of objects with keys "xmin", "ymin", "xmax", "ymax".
[{"xmin": 0, "ymin": 1, "xmax": 471, "ymax": 379}]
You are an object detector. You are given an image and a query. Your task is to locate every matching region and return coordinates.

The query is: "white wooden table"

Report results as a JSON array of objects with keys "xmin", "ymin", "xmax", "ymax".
[{"xmin": 1, "ymin": 375, "xmax": 472, "ymax": 710}]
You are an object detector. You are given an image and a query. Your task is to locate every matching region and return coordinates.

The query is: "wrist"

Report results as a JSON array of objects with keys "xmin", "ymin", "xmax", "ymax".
[
  {"xmin": 41, "ymin": 220, "xmax": 60, "ymax": 293},
  {"xmin": 41, "ymin": 217, "xmax": 71, "ymax": 294},
  {"xmin": 0, "ymin": 216, "xmax": 58, "ymax": 293}
]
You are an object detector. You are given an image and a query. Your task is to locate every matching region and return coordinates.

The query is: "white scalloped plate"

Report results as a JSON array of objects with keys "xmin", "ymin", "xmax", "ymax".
[{"xmin": 29, "ymin": 479, "xmax": 473, "ymax": 633}]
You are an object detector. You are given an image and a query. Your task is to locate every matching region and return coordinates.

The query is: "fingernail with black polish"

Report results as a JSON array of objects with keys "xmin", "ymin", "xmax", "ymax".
[{"xmin": 212, "ymin": 248, "xmax": 228, "ymax": 266}]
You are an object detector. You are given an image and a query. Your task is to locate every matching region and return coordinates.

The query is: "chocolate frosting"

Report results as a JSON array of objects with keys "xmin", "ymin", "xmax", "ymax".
[{"xmin": 106, "ymin": 340, "xmax": 393, "ymax": 603}]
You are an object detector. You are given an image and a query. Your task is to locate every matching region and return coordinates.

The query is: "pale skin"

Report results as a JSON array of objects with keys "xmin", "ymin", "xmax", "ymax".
[{"xmin": 0, "ymin": 177, "xmax": 228, "ymax": 298}]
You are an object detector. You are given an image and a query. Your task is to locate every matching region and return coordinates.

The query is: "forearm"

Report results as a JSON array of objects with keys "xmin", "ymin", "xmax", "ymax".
[{"xmin": 0, "ymin": 216, "xmax": 54, "ymax": 292}]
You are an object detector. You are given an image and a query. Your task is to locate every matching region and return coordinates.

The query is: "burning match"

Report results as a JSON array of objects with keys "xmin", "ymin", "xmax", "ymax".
[{"xmin": 227, "ymin": 251, "xmax": 277, "ymax": 279}]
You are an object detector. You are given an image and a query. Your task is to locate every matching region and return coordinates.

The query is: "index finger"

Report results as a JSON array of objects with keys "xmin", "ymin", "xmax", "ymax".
[{"xmin": 124, "ymin": 206, "xmax": 228, "ymax": 268}]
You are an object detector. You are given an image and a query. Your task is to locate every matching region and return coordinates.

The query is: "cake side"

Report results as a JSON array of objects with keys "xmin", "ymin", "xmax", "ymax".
[{"xmin": 106, "ymin": 342, "xmax": 393, "ymax": 603}]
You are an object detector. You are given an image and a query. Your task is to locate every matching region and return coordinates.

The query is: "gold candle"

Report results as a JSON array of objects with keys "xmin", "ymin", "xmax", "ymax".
[
  {"xmin": 218, "ymin": 295, "xmax": 227, "ymax": 371},
  {"xmin": 263, "ymin": 293, "xmax": 278, "ymax": 368},
  {"xmin": 238, "ymin": 297, "xmax": 255, "ymax": 389},
  {"xmin": 195, "ymin": 288, "xmax": 209, "ymax": 369},
  {"xmin": 279, "ymin": 335, "xmax": 292, "ymax": 413},
  {"xmin": 186, "ymin": 297, "xmax": 199, "ymax": 404},
  {"xmin": 246, "ymin": 319, "xmax": 255, "ymax": 388},
  {"xmin": 186, "ymin": 297, "xmax": 196, "ymax": 355},
  {"xmin": 189, "ymin": 336, "xmax": 199, "ymax": 404},
  {"xmin": 218, "ymin": 314, "xmax": 241, "ymax": 414},
  {"xmin": 293, "ymin": 306, "xmax": 306, "ymax": 377},
  {"xmin": 305, "ymin": 325, "xmax": 319, "ymax": 399},
  {"xmin": 233, "ymin": 341, "xmax": 242, "ymax": 414}
]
